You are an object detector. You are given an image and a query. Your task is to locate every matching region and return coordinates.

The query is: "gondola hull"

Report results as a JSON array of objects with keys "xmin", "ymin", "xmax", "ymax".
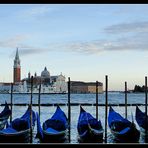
[
  {"xmin": 0, "ymin": 105, "xmax": 36, "ymax": 143},
  {"xmin": 108, "ymin": 106, "xmax": 140, "ymax": 143},
  {"xmin": 110, "ymin": 123, "xmax": 140, "ymax": 143},
  {"xmin": 77, "ymin": 106, "xmax": 104, "ymax": 143},
  {"xmin": 78, "ymin": 126, "xmax": 103, "ymax": 143},
  {"xmin": 36, "ymin": 105, "xmax": 68, "ymax": 143},
  {"xmin": 41, "ymin": 130, "xmax": 67, "ymax": 143},
  {"xmin": 0, "ymin": 129, "xmax": 30, "ymax": 143}
]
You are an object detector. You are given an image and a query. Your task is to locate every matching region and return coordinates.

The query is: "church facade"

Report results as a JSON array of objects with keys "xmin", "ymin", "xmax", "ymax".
[{"xmin": 22, "ymin": 67, "xmax": 67, "ymax": 93}]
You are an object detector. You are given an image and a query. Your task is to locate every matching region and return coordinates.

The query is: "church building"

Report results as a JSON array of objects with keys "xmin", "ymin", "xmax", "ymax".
[{"xmin": 0, "ymin": 48, "xmax": 67, "ymax": 93}]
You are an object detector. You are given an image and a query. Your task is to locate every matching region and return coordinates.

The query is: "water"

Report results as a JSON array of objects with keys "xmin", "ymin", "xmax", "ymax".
[{"xmin": 0, "ymin": 92, "xmax": 147, "ymax": 144}]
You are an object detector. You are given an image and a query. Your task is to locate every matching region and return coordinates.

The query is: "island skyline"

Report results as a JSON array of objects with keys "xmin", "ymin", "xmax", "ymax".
[{"xmin": 0, "ymin": 4, "xmax": 148, "ymax": 91}]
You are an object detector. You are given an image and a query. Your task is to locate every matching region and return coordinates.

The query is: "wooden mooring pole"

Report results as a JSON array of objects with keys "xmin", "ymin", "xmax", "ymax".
[
  {"xmin": 10, "ymin": 83, "xmax": 13, "ymax": 123},
  {"xmin": 125, "ymin": 81, "xmax": 127, "ymax": 119},
  {"xmin": 105, "ymin": 75, "xmax": 108, "ymax": 143},
  {"xmin": 96, "ymin": 81, "xmax": 98, "ymax": 120},
  {"xmin": 145, "ymin": 76, "xmax": 147, "ymax": 135},
  {"xmin": 68, "ymin": 77, "xmax": 71, "ymax": 143},
  {"xmin": 30, "ymin": 76, "xmax": 33, "ymax": 143},
  {"xmin": 38, "ymin": 78, "xmax": 41, "ymax": 119}
]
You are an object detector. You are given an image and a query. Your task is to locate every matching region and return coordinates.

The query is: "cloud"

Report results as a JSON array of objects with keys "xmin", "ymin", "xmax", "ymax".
[
  {"xmin": 0, "ymin": 35, "xmax": 28, "ymax": 48},
  {"xmin": 19, "ymin": 47, "xmax": 48, "ymax": 56},
  {"xmin": 113, "ymin": 32, "xmax": 148, "ymax": 51},
  {"xmin": 6, "ymin": 33, "xmax": 148, "ymax": 58},
  {"xmin": 0, "ymin": 34, "xmax": 49, "ymax": 58},
  {"xmin": 53, "ymin": 31, "xmax": 148, "ymax": 55},
  {"xmin": 9, "ymin": 46, "xmax": 50, "ymax": 58},
  {"xmin": 3, "ymin": 20, "xmax": 148, "ymax": 57},
  {"xmin": 60, "ymin": 40, "xmax": 107, "ymax": 55},
  {"xmin": 104, "ymin": 21, "xmax": 148, "ymax": 34}
]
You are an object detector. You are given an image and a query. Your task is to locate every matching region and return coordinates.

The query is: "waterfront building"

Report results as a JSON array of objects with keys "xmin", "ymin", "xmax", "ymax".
[
  {"xmin": 22, "ymin": 67, "xmax": 67, "ymax": 93},
  {"xmin": 70, "ymin": 81, "xmax": 103, "ymax": 93},
  {"xmin": 0, "ymin": 82, "xmax": 24, "ymax": 93}
]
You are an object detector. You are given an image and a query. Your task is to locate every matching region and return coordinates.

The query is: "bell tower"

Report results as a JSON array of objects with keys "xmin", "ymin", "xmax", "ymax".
[{"xmin": 13, "ymin": 48, "xmax": 21, "ymax": 83}]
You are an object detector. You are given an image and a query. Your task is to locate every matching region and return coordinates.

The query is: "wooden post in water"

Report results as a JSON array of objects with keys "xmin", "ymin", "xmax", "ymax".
[
  {"xmin": 68, "ymin": 77, "xmax": 71, "ymax": 143},
  {"xmin": 30, "ymin": 76, "xmax": 33, "ymax": 143},
  {"xmin": 38, "ymin": 78, "xmax": 41, "ymax": 119},
  {"xmin": 10, "ymin": 83, "xmax": 13, "ymax": 123},
  {"xmin": 145, "ymin": 76, "xmax": 147, "ymax": 135},
  {"xmin": 105, "ymin": 75, "xmax": 108, "ymax": 143},
  {"xmin": 96, "ymin": 81, "xmax": 98, "ymax": 120},
  {"xmin": 125, "ymin": 81, "xmax": 127, "ymax": 119}
]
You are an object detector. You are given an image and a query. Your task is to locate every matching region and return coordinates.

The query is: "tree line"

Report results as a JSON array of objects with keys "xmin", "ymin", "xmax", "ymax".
[{"xmin": 133, "ymin": 85, "xmax": 146, "ymax": 92}]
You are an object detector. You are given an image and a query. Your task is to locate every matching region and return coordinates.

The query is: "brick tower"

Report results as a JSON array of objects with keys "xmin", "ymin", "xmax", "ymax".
[{"xmin": 13, "ymin": 48, "xmax": 21, "ymax": 83}]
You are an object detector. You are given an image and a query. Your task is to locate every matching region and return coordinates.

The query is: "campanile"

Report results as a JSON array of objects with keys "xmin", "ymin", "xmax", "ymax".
[{"xmin": 13, "ymin": 48, "xmax": 21, "ymax": 83}]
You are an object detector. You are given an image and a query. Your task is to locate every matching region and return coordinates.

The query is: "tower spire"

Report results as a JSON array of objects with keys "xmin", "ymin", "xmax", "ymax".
[
  {"xmin": 15, "ymin": 47, "xmax": 19, "ymax": 60},
  {"xmin": 13, "ymin": 48, "xmax": 21, "ymax": 83}
]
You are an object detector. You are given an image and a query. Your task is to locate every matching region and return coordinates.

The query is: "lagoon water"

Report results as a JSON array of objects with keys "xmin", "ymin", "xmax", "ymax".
[{"xmin": 0, "ymin": 92, "xmax": 147, "ymax": 144}]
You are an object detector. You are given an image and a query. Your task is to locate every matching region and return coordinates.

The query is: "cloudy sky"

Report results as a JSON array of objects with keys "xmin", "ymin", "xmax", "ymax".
[{"xmin": 0, "ymin": 4, "xmax": 148, "ymax": 91}]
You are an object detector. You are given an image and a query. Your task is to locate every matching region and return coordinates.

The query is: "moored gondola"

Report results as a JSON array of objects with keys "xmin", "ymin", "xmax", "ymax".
[
  {"xmin": 0, "ymin": 105, "xmax": 36, "ymax": 143},
  {"xmin": 108, "ymin": 106, "xmax": 140, "ymax": 143},
  {"xmin": 77, "ymin": 106, "xmax": 103, "ymax": 143},
  {"xmin": 36, "ymin": 105, "xmax": 68, "ymax": 143}
]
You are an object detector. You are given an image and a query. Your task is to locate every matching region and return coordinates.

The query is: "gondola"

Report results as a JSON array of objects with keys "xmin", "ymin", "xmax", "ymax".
[
  {"xmin": 135, "ymin": 106, "xmax": 148, "ymax": 136},
  {"xmin": 0, "ymin": 101, "xmax": 11, "ymax": 130},
  {"xmin": 0, "ymin": 105, "xmax": 36, "ymax": 143},
  {"xmin": 108, "ymin": 106, "xmax": 140, "ymax": 143},
  {"xmin": 77, "ymin": 106, "xmax": 104, "ymax": 143},
  {"xmin": 36, "ymin": 105, "xmax": 68, "ymax": 143}
]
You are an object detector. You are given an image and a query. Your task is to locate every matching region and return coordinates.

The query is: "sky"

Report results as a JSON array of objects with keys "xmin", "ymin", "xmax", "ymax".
[{"xmin": 0, "ymin": 4, "xmax": 148, "ymax": 91}]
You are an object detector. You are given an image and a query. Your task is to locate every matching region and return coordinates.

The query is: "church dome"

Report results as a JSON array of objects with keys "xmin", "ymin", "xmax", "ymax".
[{"xmin": 41, "ymin": 67, "xmax": 50, "ymax": 78}]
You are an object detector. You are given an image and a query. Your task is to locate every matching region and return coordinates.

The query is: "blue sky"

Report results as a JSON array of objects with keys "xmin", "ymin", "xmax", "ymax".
[{"xmin": 1, "ymin": 4, "xmax": 148, "ymax": 91}]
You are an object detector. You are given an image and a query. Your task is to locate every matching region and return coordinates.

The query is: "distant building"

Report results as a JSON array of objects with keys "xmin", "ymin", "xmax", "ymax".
[
  {"xmin": 0, "ymin": 82, "xmax": 24, "ymax": 93},
  {"xmin": 70, "ymin": 81, "xmax": 103, "ymax": 93},
  {"xmin": 0, "ymin": 48, "xmax": 103, "ymax": 94},
  {"xmin": 0, "ymin": 48, "xmax": 67, "ymax": 93},
  {"xmin": 22, "ymin": 67, "xmax": 67, "ymax": 93}
]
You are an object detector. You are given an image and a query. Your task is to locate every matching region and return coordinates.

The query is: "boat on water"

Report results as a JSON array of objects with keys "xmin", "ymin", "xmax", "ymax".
[
  {"xmin": 0, "ymin": 105, "xmax": 36, "ymax": 143},
  {"xmin": 36, "ymin": 105, "xmax": 68, "ymax": 143},
  {"xmin": 108, "ymin": 106, "xmax": 140, "ymax": 143},
  {"xmin": 77, "ymin": 106, "xmax": 103, "ymax": 143},
  {"xmin": 135, "ymin": 106, "xmax": 148, "ymax": 136},
  {"xmin": 0, "ymin": 101, "xmax": 11, "ymax": 130}
]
